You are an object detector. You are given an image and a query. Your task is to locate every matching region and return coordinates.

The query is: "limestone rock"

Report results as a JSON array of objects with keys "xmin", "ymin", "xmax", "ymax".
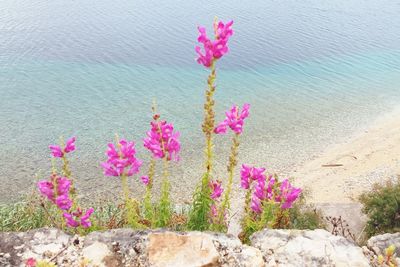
[
  {"xmin": 148, "ymin": 232, "xmax": 219, "ymax": 267},
  {"xmin": 250, "ymin": 229, "xmax": 371, "ymax": 267},
  {"xmin": 367, "ymin": 232, "xmax": 400, "ymax": 265},
  {"xmin": 367, "ymin": 232, "xmax": 400, "ymax": 256}
]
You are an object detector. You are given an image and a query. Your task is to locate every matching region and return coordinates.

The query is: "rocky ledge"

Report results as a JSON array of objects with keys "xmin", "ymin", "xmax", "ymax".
[{"xmin": 0, "ymin": 228, "xmax": 399, "ymax": 266}]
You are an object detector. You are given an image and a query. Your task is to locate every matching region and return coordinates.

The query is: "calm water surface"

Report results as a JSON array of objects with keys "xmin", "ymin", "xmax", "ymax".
[{"xmin": 1, "ymin": 0, "xmax": 400, "ymax": 202}]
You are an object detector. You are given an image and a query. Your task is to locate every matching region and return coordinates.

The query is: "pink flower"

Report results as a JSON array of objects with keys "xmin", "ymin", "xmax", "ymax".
[
  {"xmin": 64, "ymin": 136, "xmax": 76, "ymax": 153},
  {"xmin": 141, "ymin": 175, "xmax": 149, "ymax": 186},
  {"xmin": 215, "ymin": 20, "xmax": 234, "ymax": 40},
  {"xmin": 215, "ymin": 104, "xmax": 250, "ymax": 135},
  {"xmin": 195, "ymin": 20, "xmax": 233, "ymax": 68},
  {"xmin": 37, "ymin": 175, "xmax": 71, "ymax": 203},
  {"xmin": 56, "ymin": 194, "xmax": 72, "ymax": 210},
  {"xmin": 63, "ymin": 207, "xmax": 94, "ymax": 228},
  {"xmin": 209, "ymin": 180, "xmax": 223, "ymax": 199},
  {"xmin": 49, "ymin": 145, "xmax": 63, "ymax": 158},
  {"xmin": 49, "ymin": 136, "xmax": 76, "ymax": 158},
  {"xmin": 278, "ymin": 179, "xmax": 302, "ymax": 209},
  {"xmin": 143, "ymin": 120, "xmax": 181, "ymax": 161},
  {"xmin": 251, "ymin": 195, "xmax": 262, "ymax": 214},
  {"xmin": 101, "ymin": 139, "xmax": 142, "ymax": 177},
  {"xmin": 240, "ymin": 164, "xmax": 265, "ymax": 189},
  {"xmin": 25, "ymin": 257, "xmax": 37, "ymax": 267},
  {"xmin": 210, "ymin": 204, "xmax": 218, "ymax": 218}
]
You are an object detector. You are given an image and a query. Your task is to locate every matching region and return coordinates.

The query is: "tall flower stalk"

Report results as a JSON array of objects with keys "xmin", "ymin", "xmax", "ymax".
[
  {"xmin": 142, "ymin": 159, "xmax": 155, "ymax": 224},
  {"xmin": 143, "ymin": 109, "xmax": 181, "ymax": 227},
  {"xmin": 38, "ymin": 136, "xmax": 94, "ymax": 232},
  {"xmin": 213, "ymin": 104, "xmax": 250, "ymax": 230},
  {"xmin": 101, "ymin": 135, "xmax": 142, "ymax": 228},
  {"xmin": 188, "ymin": 19, "xmax": 234, "ymax": 231}
]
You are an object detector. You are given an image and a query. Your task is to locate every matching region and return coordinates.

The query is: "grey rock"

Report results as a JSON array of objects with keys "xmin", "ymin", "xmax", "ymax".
[
  {"xmin": 250, "ymin": 229, "xmax": 371, "ymax": 267},
  {"xmin": 367, "ymin": 232, "xmax": 400, "ymax": 256}
]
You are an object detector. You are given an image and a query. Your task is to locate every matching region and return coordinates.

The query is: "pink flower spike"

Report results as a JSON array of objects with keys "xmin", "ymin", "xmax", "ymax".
[
  {"xmin": 141, "ymin": 176, "xmax": 150, "ymax": 186},
  {"xmin": 49, "ymin": 145, "xmax": 63, "ymax": 158},
  {"xmin": 240, "ymin": 164, "xmax": 265, "ymax": 190},
  {"xmin": 143, "ymin": 120, "xmax": 181, "ymax": 161},
  {"xmin": 215, "ymin": 104, "xmax": 250, "ymax": 135},
  {"xmin": 101, "ymin": 139, "xmax": 142, "ymax": 177},
  {"xmin": 279, "ymin": 179, "xmax": 302, "ymax": 209},
  {"xmin": 214, "ymin": 120, "xmax": 228, "ymax": 134},
  {"xmin": 210, "ymin": 180, "xmax": 223, "ymax": 199},
  {"xmin": 195, "ymin": 20, "xmax": 234, "ymax": 68},
  {"xmin": 80, "ymin": 208, "xmax": 94, "ymax": 228},
  {"xmin": 215, "ymin": 20, "xmax": 234, "ymax": 40},
  {"xmin": 210, "ymin": 204, "xmax": 218, "ymax": 218},
  {"xmin": 38, "ymin": 180, "xmax": 55, "ymax": 200},
  {"xmin": 251, "ymin": 196, "xmax": 262, "ymax": 214},
  {"xmin": 64, "ymin": 136, "xmax": 76, "ymax": 153},
  {"xmin": 63, "ymin": 207, "xmax": 94, "ymax": 228},
  {"xmin": 63, "ymin": 212, "xmax": 79, "ymax": 227},
  {"xmin": 56, "ymin": 195, "xmax": 72, "ymax": 210}
]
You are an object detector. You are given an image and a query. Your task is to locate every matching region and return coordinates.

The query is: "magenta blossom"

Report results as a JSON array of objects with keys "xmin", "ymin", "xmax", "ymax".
[
  {"xmin": 278, "ymin": 179, "xmax": 302, "ymax": 209},
  {"xmin": 38, "ymin": 175, "xmax": 72, "ymax": 210},
  {"xmin": 49, "ymin": 136, "xmax": 76, "ymax": 158},
  {"xmin": 251, "ymin": 195, "xmax": 262, "ymax": 214},
  {"xmin": 143, "ymin": 120, "xmax": 181, "ymax": 161},
  {"xmin": 215, "ymin": 104, "xmax": 250, "ymax": 135},
  {"xmin": 240, "ymin": 164, "xmax": 265, "ymax": 189},
  {"xmin": 210, "ymin": 204, "xmax": 218, "ymax": 218},
  {"xmin": 55, "ymin": 194, "xmax": 73, "ymax": 210},
  {"xmin": 101, "ymin": 139, "xmax": 142, "ymax": 177},
  {"xmin": 141, "ymin": 175, "xmax": 149, "ymax": 186},
  {"xmin": 195, "ymin": 20, "xmax": 233, "ymax": 68},
  {"xmin": 63, "ymin": 207, "xmax": 94, "ymax": 228},
  {"xmin": 209, "ymin": 180, "xmax": 223, "ymax": 199}
]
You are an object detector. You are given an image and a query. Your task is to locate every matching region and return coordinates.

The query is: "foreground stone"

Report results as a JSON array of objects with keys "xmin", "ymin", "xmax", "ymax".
[
  {"xmin": 0, "ymin": 228, "xmax": 379, "ymax": 267},
  {"xmin": 250, "ymin": 229, "xmax": 370, "ymax": 267},
  {"xmin": 365, "ymin": 232, "xmax": 400, "ymax": 266}
]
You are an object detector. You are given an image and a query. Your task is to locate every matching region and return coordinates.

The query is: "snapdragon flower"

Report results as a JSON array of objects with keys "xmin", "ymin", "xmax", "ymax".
[
  {"xmin": 278, "ymin": 179, "xmax": 302, "ymax": 209},
  {"xmin": 37, "ymin": 175, "xmax": 72, "ymax": 210},
  {"xmin": 240, "ymin": 164, "xmax": 266, "ymax": 189},
  {"xmin": 143, "ymin": 120, "xmax": 180, "ymax": 161},
  {"xmin": 141, "ymin": 175, "xmax": 150, "ymax": 186},
  {"xmin": 195, "ymin": 20, "xmax": 233, "ymax": 67},
  {"xmin": 49, "ymin": 136, "xmax": 76, "ymax": 158},
  {"xmin": 101, "ymin": 139, "xmax": 142, "ymax": 177},
  {"xmin": 209, "ymin": 180, "xmax": 223, "ymax": 199},
  {"xmin": 215, "ymin": 104, "xmax": 250, "ymax": 135},
  {"xmin": 63, "ymin": 207, "xmax": 94, "ymax": 228}
]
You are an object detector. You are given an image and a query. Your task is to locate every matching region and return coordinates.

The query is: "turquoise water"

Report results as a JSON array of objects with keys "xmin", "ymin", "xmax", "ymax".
[{"xmin": 1, "ymin": 0, "xmax": 400, "ymax": 202}]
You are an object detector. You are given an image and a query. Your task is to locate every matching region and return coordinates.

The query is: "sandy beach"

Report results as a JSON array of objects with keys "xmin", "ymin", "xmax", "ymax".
[{"xmin": 293, "ymin": 108, "xmax": 400, "ymax": 204}]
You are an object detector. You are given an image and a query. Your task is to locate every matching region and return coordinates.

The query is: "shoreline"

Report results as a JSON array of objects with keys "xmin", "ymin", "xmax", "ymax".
[{"xmin": 292, "ymin": 106, "xmax": 400, "ymax": 204}]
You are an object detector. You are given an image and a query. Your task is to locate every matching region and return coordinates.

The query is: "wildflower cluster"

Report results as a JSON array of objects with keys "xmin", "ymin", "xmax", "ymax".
[
  {"xmin": 240, "ymin": 164, "xmax": 301, "ymax": 214},
  {"xmin": 215, "ymin": 104, "xmax": 250, "ymax": 135},
  {"xmin": 239, "ymin": 164, "xmax": 302, "ymax": 242},
  {"xmin": 195, "ymin": 20, "xmax": 233, "ymax": 67},
  {"xmin": 31, "ymin": 19, "xmax": 304, "ymax": 238},
  {"xmin": 101, "ymin": 139, "xmax": 142, "ymax": 177},
  {"xmin": 38, "ymin": 137, "xmax": 94, "ymax": 230},
  {"xmin": 143, "ymin": 118, "xmax": 181, "ymax": 161}
]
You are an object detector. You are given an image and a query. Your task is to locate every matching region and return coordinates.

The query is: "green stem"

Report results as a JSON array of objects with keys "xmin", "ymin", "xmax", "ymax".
[
  {"xmin": 218, "ymin": 133, "xmax": 240, "ymax": 229},
  {"xmin": 157, "ymin": 157, "xmax": 171, "ymax": 227},
  {"xmin": 121, "ymin": 174, "xmax": 138, "ymax": 228},
  {"xmin": 144, "ymin": 159, "xmax": 156, "ymax": 225}
]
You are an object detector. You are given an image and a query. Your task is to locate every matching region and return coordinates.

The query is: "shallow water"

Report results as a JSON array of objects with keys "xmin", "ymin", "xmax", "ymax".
[{"xmin": 1, "ymin": 0, "xmax": 400, "ymax": 203}]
